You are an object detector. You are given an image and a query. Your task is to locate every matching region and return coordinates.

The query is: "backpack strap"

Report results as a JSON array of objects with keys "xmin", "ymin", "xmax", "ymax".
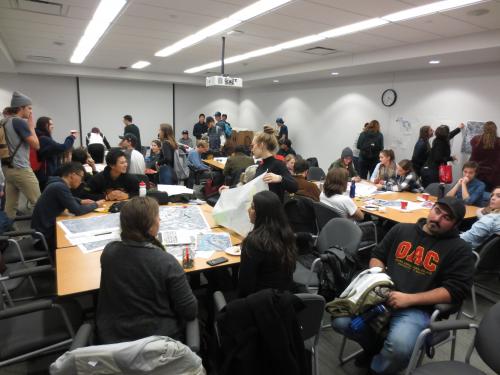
[{"xmin": 2, "ymin": 117, "xmax": 23, "ymax": 163}]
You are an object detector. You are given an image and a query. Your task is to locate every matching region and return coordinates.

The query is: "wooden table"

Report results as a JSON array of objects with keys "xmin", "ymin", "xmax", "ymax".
[
  {"xmin": 55, "ymin": 204, "xmax": 243, "ymax": 296},
  {"xmin": 355, "ymin": 191, "xmax": 478, "ymax": 223},
  {"xmin": 203, "ymin": 158, "xmax": 225, "ymax": 170}
]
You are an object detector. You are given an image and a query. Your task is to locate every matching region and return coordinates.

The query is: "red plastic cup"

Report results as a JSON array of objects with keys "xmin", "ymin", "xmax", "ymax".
[
  {"xmin": 422, "ymin": 193, "xmax": 430, "ymax": 201},
  {"xmin": 400, "ymin": 201, "xmax": 408, "ymax": 210}
]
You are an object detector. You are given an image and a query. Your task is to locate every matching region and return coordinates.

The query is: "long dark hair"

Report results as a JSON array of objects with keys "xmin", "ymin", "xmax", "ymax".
[{"xmin": 243, "ymin": 191, "xmax": 296, "ymax": 274}]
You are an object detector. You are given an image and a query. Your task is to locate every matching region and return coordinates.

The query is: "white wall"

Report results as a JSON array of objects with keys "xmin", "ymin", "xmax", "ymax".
[
  {"xmin": 0, "ymin": 73, "xmax": 80, "ymax": 145},
  {"xmin": 174, "ymin": 85, "xmax": 240, "ymax": 139},
  {"xmin": 240, "ymin": 63, "xmax": 500, "ymax": 178},
  {"xmin": 78, "ymin": 78, "xmax": 173, "ymax": 148}
]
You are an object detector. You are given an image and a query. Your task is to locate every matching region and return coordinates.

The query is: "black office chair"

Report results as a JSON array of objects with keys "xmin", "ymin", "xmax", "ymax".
[
  {"xmin": 284, "ymin": 195, "xmax": 318, "ymax": 235},
  {"xmin": 407, "ymin": 302, "xmax": 500, "ymax": 375},
  {"xmin": 464, "ymin": 235, "xmax": 500, "ymax": 319},
  {"xmin": 307, "ymin": 167, "xmax": 326, "ymax": 181},
  {"xmin": 312, "ymin": 201, "xmax": 341, "ymax": 232},
  {"xmin": 87, "ymin": 144, "xmax": 105, "ymax": 164},
  {"xmin": 424, "ymin": 182, "xmax": 451, "ymax": 197}
]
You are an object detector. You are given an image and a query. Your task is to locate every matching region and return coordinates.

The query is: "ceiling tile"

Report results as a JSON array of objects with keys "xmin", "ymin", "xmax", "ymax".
[
  {"xmin": 367, "ymin": 23, "xmax": 442, "ymax": 43},
  {"xmin": 305, "ymin": 0, "xmax": 411, "ymax": 17},
  {"xmin": 445, "ymin": 1, "xmax": 500, "ymax": 30},
  {"xmin": 399, "ymin": 13, "xmax": 486, "ymax": 36}
]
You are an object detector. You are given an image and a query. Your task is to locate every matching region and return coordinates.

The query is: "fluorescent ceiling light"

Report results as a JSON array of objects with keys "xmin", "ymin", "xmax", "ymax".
[
  {"xmin": 155, "ymin": 0, "xmax": 292, "ymax": 58},
  {"xmin": 273, "ymin": 79, "xmax": 279, "ymax": 83},
  {"xmin": 383, "ymin": 0, "xmax": 485, "ymax": 22},
  {"xmin": 131, "ymin": 60, "xmax": 150, "ymax": 69},
  {"xmin": 70, "ymin": 0, "xmax": 126, "ymax": 64},
  {"xmin": 429, "ymin": 60, "xmax": 441, "ymax": 64},
  {"xmin": 319, "ymin": 18, "xmax": 388, "ymax": 38},
  {"xmin": 331, "ymin": 72, "xmax": 339, "ymax": 75},
  {"xmin": 185, "ymin": 0, "xmax": 484, "ymax": 74}
]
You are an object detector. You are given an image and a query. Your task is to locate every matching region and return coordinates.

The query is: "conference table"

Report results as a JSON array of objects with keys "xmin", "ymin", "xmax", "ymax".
[
  {"xmin": 202, "ymin": 158, "xmax": 225, "ymax": 170},
  {"xmin": 55, "ymin": 203, "xmax": 242, "ymax": 296},
  {"xmin": 354, "ymin": 191, "xmax": 478, "ymax": 223}
]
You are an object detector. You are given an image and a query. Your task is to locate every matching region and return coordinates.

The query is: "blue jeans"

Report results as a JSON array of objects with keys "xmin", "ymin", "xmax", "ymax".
[
  {"xmin": 158, "ymin": 165, "xmax": 177, "ymax": 185},
  {"xmin": 333, "ymin": 308, "xmax": 430, "ymax": 374}
]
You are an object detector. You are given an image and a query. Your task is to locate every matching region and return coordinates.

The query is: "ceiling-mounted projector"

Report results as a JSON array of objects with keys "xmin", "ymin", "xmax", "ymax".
[{"xmin": 206, "ymin": 75, "xmax": 243, "ymax": 88}]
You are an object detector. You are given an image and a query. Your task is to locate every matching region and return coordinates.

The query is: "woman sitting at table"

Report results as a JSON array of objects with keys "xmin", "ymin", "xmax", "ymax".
[
  {"xmin": 96, "ymin": 197, "xmax": 198, "ymax": 344},
  {"xmin": 369, "ymin": 149, "xmax": 397, "ymax": 185},
  {"xmin": 377, "ymin": 159, "xmax": 424, "ymax": 193},
  {"xmin": 238, "ymin": 190, "xmax": 297, "ymax": 297},
  {"xmin": 285, "ymin": 154, "xmax": 296, "ymax": 174},
  {"xmin": 87, "ymin": 148, "xmax": 139, "ymax": 200},
  {"xmin": 147, "ymin": 140, "xmax": 162, "ymax": 170},
  {"xmin": 460, "ymin": 186, "xmax": 500, "ymax": 249},
  {"xmin": 320, "ymin": 168, "xmax": 364, "ymax": 221}
]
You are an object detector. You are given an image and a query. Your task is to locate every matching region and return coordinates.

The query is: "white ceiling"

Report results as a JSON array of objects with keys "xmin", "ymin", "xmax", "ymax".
[{"xmin": 0, "ymin": 0, "xmax": 500, "ymax": 86}]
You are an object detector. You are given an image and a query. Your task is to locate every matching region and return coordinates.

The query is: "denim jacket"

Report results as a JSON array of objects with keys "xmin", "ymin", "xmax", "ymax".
[{"xmin": 460, "ymin": 213, "xmax": 500, "ymax": 249}]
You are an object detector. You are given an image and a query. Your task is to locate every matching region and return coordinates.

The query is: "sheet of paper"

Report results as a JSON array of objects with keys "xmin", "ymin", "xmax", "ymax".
[
  {"xmin": 58, "ymin": 213, "xmax": 120, "ymax": 236},
  {"xmin": 196, "ymin": 232, "xmax": 232, "ymax": 252},
  {"xmin": 158, "ymin": 205, "xmax": 210, "ymax": 231},
  {"xmin": 195, "ymin": 250, "xmax": 215, "ymax": 259},
  {"xmin": 157, "ymin": 184, "xmax": 194, "ymax": 196},
  {"xmin": 214, "ymin": 157, "xmax": 227, "ymax": 165}
]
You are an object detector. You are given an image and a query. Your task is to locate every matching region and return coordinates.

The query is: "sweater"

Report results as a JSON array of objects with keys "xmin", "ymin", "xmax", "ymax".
[
  {"xmin": 372, "ymin": 219, "xmax": 474, "ymax": 306},
  {"xmin": 223, "ymin": 153, "xmax": 254, "ymax": 177},
  {"xmin": 86, "ymin": 166, "xmax": 139, "ymax": 199},
  {"xmin": 294, "ymin": 175, "xmax": 320, "ymax": 201},
  {"xmin": 157, "ymin": 141, "xmax": 175, "ymax": 167},
  {"xmin": 329, "ymin": 158, "xmax": 359, "ymax": 179},
  {"xmin": 384, "ymin": 172, "xmax": 424, "ymax": 193},
  {"xmin": 470, "ymin": 135, "xmax": 500, "ymax": 190},
  {"xmin": 238, "ymin": 240, "xmax": 294, "ymax": 298},
  {"xmin": 96, "ymin": 240, "xmax": 198, "ymax": 344},
  {"xmin": 192, "ymin": 122, "xmax": 207, "ymax": 140},
  {"xmin": 187, "ymin": 149, "xmax": 209, "ymax": 171},
  {"xmin": 255, "ymin": 156, "xmax": 298, "ymax": 201},
  {"xmin": 36, "ymin": 133, "xmax": 75, "ymax": 185},
  {"xmin": 31, "ymin": 177, "xmax": 97, "ymax": 249}
]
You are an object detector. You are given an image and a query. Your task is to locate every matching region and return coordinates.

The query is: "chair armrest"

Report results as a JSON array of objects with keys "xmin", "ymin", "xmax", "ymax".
[
  {"xmin": 431, "ymin": 303, "xmax": 461, "ymax": 321},
  {"xmin": 13, "ymin": 215, "xmax": 32, "ymax": 222},
  {"xmin": 213, "ymin": 291, "xmax": 227, "ymax": 313},
  {"xmin": 429, "ymin": 320, "xmax": 478, "ymax": 332},
  {"xmin": 6, "ymin": 265, "xmax": 54, "ymax": 279},
  {"xmin": 186, "ymin": 319, "xmax": 200, "ymax": 353},
  {"xmin": 3, "ymin": 229, "xmax": 37, "ymax": 237},
  {"xmin": 70, "ymin": 323, "xmax": 94, "ymax": 350},
  {"xmin": 0, "ymin": 299, "xmax": 53, "ymax": 319}
]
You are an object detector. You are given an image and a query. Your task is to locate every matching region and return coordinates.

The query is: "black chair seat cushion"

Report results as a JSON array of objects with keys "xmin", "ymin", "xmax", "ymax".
[
  {"xmin": 3, "ymin": 237, "xmax": 47, "ymax": 263},
  {"xmin": 0, "ymin": 300, "xmax": 82, "ymax": 361},
  {"xmin": 413, "ymin": 361, "xmax": 485, "ymax": 375}
]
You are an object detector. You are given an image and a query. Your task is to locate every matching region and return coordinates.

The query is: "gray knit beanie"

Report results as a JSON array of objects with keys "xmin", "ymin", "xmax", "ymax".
[
  {"xmin": 11, "ymin": 91, "xmax": 32, "ymax": 107},
  {"xmin": 341, "ymin": 147, "xmax": 354, "ymax": 159}
]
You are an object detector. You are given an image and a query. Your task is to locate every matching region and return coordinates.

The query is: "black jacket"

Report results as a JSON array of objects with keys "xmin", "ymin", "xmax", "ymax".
[
  {"xmin": 411, "ymin": 138, "xmax": 430, "ymax": 173},
  {"xmin": 372, "ymin": 218, "xmax": 474, "ymax": 306},
  {"xmin": 123, "ymin": 124, "xmax": 142, "ymax": 151},
  {"xmin": 255, "ymin": 156, "xmax": 298, "ymax": 202},
  {"xmin": 425, "ymin": 127, "xmax": 461, "ymax": 168},
  {"xmin": 193, "ymin": 122, "xmax": 207, "ymax": 139},
  {"xmin": 86, "ymin": 166, "xmax": 139, "ymax": 199},
  {"xmin": 357, "ymin": 131, "xmax": 384, "ymax": 161},
  {"xmin": 217, "ymin": 289, "xmax": 307, "ymax": 375}
]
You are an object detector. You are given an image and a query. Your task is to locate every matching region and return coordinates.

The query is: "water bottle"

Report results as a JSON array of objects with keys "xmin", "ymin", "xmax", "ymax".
[
  {"xmin": 349, "ymin": 180, "xmax": 356, "ymax": 198},
  {"xmin": 182, "ymin": 246, "xmax": 194, "ymax": 269},
  {"xmin": 139, "ymin": 181, "xmax": 147, "ymax": 197},
  {"xmin": 438, "ymin": 183, "xmax": 445, "ymax": 199},
  {"xmin": 349, "ymin": 304, "xmax": 388, "ymax": 333}
]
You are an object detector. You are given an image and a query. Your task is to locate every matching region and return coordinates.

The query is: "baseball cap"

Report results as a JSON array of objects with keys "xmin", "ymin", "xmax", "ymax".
[
  {"xmin": 214, "ymin": 111, "xmax": 221, "ymax": 117},
  {"xmin": 119, "ymin": 133, "xmax": 138, "ymax": 146},
  {"xmin": 436, "ymin": 196, "xmax": 466, "ymax": 222},
  {"xmin": 182, "ymin": 130, "xmax": 189, "ymax": 135},
  {"xmin": 276, "ymin": 117, "xmax": 284, "ymax": 124}
]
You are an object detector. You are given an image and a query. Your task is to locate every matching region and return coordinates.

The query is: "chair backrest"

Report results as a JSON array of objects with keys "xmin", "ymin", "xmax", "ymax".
[
  {"xmin": 87, "ymin": 143, "xmax": 105, "ymax": 164},
  {"xmin": 313, "ymin": 201, "xmax": 341, "ymax": 232},
  {"xmin": 424, "ymin": 182, "xmax": 451, "ymax": 197},
  {"xmin": 476, "ymin": 302, "xmax": 500, "ymax": 373},
  {"xmin": 284, "ymin": 195, "xmax": 317, "ymax": 234},
  {"xmin": 307, "ymin": 167, "xmax": 325, "ymax": 181},
  {"xmin": 295, "ymin": 293, "xmax": 325, "ymax": 341},
  {"xmin": 317, "ymin": 218, "xmax": 362, "ymax": 257},
  {"xmin": 476, "ymin": 235, "xmax": 500, "ymax": 272}
]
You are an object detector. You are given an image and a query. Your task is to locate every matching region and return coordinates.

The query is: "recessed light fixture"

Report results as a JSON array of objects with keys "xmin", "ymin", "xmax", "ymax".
[
  {"xmin": 429, "ymin": 60, "xmax": 440, "ymax": 64},
  {"xmin": 131, "ymin": 60, "xmax": 151, "ymax": 69},
  {"xmin": 185, "ymin": 0, "xmax": 484, "ymax": 74},
  {"xmin": 155, "ymin": 0, "xmax": 292, "ymax": 58},
  {"xmin": 70, "ymin": 0, "xmax": 127, "ymax": 64},
  {"xmin": 273, "ymin": 79, "xmax": 279, "ymax": 83},
  {"xmin": 331, "ymin": 72, "xmax": 339, "ymax": 76}
]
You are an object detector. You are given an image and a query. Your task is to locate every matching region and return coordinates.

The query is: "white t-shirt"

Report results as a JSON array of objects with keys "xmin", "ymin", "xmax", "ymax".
[
  {"xmin": 320, "ymin": 192, "xmax": 357, "ymax": 218},
  {"xmin": 129, "ymin": 149, "xmax": 146, "ymax": 175}
]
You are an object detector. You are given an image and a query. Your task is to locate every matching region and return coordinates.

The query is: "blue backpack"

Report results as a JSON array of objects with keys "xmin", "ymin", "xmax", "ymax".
[{"xmin": 223, "ymin": 122, "xmax": 232, "ymax": 138}]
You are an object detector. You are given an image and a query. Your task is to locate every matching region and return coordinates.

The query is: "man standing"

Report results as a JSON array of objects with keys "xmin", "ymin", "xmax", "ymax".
[
  {"xmin": 329, "ymin": 147, "xmax": 361, "ymax": 182},
  {"xmin": 122, "ymin": 115, "xmax": 142, "ymax": 152},
  {"xmin": 2, "ymin": 92, "xmax": 41, "ymax": 218},
  {"xmin": 332, "ymin": 196, "xmax": 474, "ymax": 374},
  {"xmin": 119, "ymin": 133, "xmax": 145, "ymax": 175},
  {"xmin": 206, "ymin": 116, "xmax": 222, "ymax": 152},
  {"xmin": 276, "ymin": 117, "xmax": 288, "ymax": 140},
  {"xmin": 193, "ymin": 113, "xmax": 207, "ymax": 140},
  {"xmin": 446, "ymin": 161, "xmax": 485, "ymax": 206}
]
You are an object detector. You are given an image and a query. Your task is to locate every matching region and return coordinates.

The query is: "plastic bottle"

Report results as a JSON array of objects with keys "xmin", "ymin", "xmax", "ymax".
[
  {"xmin": 349, "ymin": 304, "xmax": 388, "ymax": 333},
  {"xmin": 438, "ymin": 183, "xmax": 445, "ymax": 199},
  {"xmin": 349, "ymin": 180, "xmax": 356, "ymax": 198},
  {"xmin": 139, "ymin": 181, "xmax": 147, "ymax": 197}
]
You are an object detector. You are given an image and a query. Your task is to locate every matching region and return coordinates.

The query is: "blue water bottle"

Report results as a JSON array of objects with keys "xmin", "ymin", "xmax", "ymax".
[
  {"xmin": 349, "ymin": 180, "xmax": 356, "ymax": 198},
  {"xmin": 349, "ymin": 304, "xmax": 388, "ymax": 333}
]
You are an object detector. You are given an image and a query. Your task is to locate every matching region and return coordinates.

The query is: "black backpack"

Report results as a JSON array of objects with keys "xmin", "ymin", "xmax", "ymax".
[
  {"xmin": 317, "ymin": 246, "xmax": 359, "ymax": 302},
  {"xmin": 359, "ymin": 133, "xmax": 381, "ymax": 161}
]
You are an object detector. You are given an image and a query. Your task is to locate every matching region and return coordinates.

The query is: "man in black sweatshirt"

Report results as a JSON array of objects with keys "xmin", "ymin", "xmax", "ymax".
[
  {"xmin": 31, "ymin": 162, "xmax": 105, "ymax": 252},
  {"xmin": 332, "ymin": 196, "xmax": 474, "ymax": 375}
]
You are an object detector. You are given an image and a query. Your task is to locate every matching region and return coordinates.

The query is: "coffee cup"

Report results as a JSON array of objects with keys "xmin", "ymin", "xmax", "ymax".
[
  {"xmin": 400, "ymin": 200, "xmax": 408, "ymax": 210},
  {"xmin": 422, "ymin": 193, "xmax": 430, "ymax": 201}
]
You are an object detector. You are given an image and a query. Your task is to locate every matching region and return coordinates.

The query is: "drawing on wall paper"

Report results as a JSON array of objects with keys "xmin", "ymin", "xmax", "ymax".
[
  {"xmin": 396, "ymin": 117, "xmax": 412, "ymax": 134},
  {"xmin": 462, "ymin": 121, "xmax": 484, "ymax": 154}
]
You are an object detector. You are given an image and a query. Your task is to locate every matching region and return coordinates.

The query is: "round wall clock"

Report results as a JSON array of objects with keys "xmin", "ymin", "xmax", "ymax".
[{"xmin": 381, "ymin": 89, "xmax": 397, "ymax": 107}]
